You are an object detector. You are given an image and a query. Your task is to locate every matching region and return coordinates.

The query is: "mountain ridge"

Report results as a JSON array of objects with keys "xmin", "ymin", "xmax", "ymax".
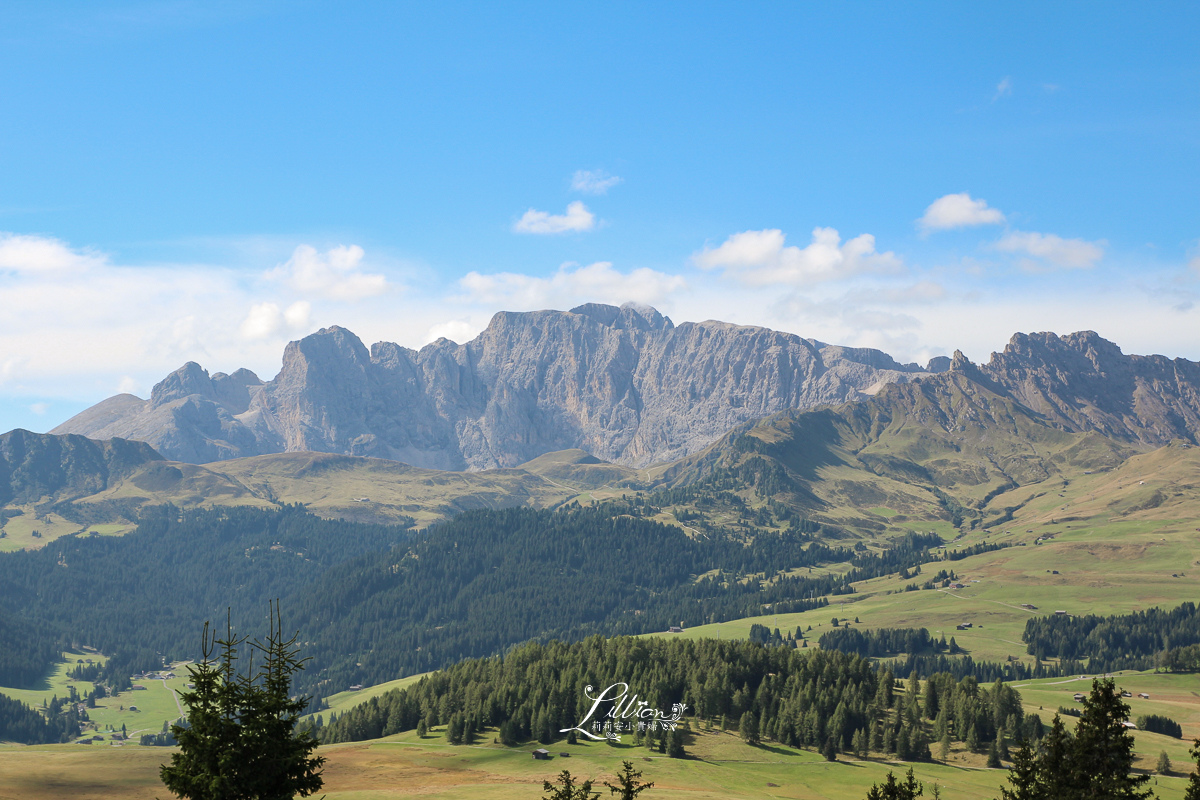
[
  {"xmin": 47, "ymin": 307, "xmax": 1200, "ymax": 479},
  {"xmin": 51, "ymin": 304, "xmax": 939, "ymax": 469}
]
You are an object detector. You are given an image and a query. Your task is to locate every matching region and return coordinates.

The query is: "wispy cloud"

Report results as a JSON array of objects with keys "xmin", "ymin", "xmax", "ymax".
[
  {"xmin": 694, "ymin": 227, "xmax": 903, "ymax": 286},
  {"xmin": 993, "ymin": 76, "xmax": 1013, "ymax": 101},
  {"xmin": 0, "ymin": 233, "xmax": 106, "ymax": 273},
  {"xmin": 994, "ymin": 230, "xmax": 1105, "ymax": 270},
  {"xmin": 918, "ymin": 193, "xmax": 1006, "ymax": 233},
  {"xmin": 456, "ymin": 261, "xmax": 685, "ymax": 309},
  {"xmin": 571, "ymin": 170, "xmax": 622, "ymax": 195},
  {"xmin": 513, "ymin": 201, "xmax": 596, "ymax": 234}
]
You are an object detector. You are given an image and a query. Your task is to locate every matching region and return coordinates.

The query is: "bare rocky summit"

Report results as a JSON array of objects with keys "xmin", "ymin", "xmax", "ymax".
[
  {"xmin": 961, "ymin": 331, "xmax": 1200, "ymax": 447},
  {"xmin": 52, "ymin": 304, "xmax": 938, "ymax": 469}
]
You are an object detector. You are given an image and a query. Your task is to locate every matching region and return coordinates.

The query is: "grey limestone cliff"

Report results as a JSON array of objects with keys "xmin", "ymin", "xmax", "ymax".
[{"xmin": 52, "ymin": 303, "xmax": 937, "ymax": 469}]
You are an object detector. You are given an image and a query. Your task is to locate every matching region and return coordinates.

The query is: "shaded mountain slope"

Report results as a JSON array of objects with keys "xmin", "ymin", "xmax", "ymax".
[{"xmin": 657, "ymin": 365, "xmax": 1142, "ymax": 534}]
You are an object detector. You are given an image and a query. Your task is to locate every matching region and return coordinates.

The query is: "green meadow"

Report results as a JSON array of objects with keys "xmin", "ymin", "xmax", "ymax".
[
  {"xmin": 307, "ymin": 672, "xmax": 430, "ymax": 723},
  {"xmin": 0, "ymin": 652, "xmax": 193, "ymax": 742},
  {"xmin": 2, "ymin": 717, "xmax": 1194, "ymax": 800}
]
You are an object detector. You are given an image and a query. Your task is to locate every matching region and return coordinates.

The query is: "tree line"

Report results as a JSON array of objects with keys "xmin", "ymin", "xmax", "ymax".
[
  {"xmin": 0, "ymin": 691, "xmax": 82, "ymax": 743},
  {"xmin": 1023, "ymin": 601, "xmax": 1200, "ymax": 671},
  {"xmin": 316, "ymin": 633, "xmax": 1039, "ymax": 771}
]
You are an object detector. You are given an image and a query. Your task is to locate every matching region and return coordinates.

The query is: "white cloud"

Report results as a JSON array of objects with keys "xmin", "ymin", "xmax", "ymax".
[
  {"xmin": 994, "ymin": 230, "xmax": 1105, "ymax": 269},
  {"xmin": 0, "ymin": 234, "xmax": 390, "ymax": 417},
  {"xmin": 571, "ymin": 170, "xmax": 622, "ymax": 195},
  {"xmin": 240, "ymin": 303, "xmax": 285, "ymax": 341},
  {"xmin": 239, "ymin": 301, "xmax": 313, "ymax": 341},
  {"xmin": 918, "ymin": 193, "xmax": 1006, "ymax": 232},
  {"xmin": 513, "ymin": 201, "xmax": 595, "ymax": 234},
  {"xmin": 993, "ymin": 76, "xmax": 1013, "ymax": 101},
  {"xmin": 694, "ymin": 227, "xmax": 903, "ymax": 286},
  {"xmin": 285, "ymin": 300, "xmax": 312, "ymax": 329},
  {"xmin": 0, "ymin": 232, "xmax": 106, "ymax": 273},
  {"xmin": 424, "ymin": 319, "xmax": 480, "ymax": 345},
  {"xmin": 1189, "ymin": 255, "xmax": 1200, "ymax": 277},
  {"xmin": 267, "ymin": 244, "xmax": 389, "ymax": 301},
  {"xmin": 29, "ymin": 402, "xmax": 48, "ymax": 415},
  {"xmin": 457, "ymin": 261, "xmax": 686, "ymax": 309}
]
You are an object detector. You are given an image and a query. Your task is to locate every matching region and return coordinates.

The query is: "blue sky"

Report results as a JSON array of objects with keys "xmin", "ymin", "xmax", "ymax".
[{"xmin": 1, "ymin": 1, "xmax": 1197, "ymax": 432}]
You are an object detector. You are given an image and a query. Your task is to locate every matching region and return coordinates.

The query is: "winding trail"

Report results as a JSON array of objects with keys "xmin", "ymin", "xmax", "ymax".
[{"xmin": 162, "ymin": 677, "xmax": 184, "ymax": 717}]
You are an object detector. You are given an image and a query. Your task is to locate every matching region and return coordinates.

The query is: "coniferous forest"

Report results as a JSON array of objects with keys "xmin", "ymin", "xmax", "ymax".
[
  {"xmin": 3, "ymin": 498, "xmax": 1200, "ymax": 760},
  {"xmin": 0, "ymin": 502, "xmax": 949, "ymax": 696},
  {"xmin": 317, "ymin": 634, "xmax": 1039, "ymax": 769},
  {"xmin": 1023, "ymin": 602, "xmax": 1200, "ymax": 671}
]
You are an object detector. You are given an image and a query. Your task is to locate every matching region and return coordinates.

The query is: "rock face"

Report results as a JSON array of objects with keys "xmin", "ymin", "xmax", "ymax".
[
  {"xmin": 970, "ymin": 331, "xmax": 1200, "ymax": 447},
  {"xmin": 52, "ymin": 304, "xmax": 936, "ymax": 469}
]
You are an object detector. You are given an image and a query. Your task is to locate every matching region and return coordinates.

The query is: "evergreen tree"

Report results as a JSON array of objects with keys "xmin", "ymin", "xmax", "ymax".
[
  {"xmin": 667, "ymin": 728, "xmax": 685, "ymax": 758},
  {"xmin": 999, "ymin": 740, "xmax": 1039, "ymax": 800},
  {"xmin": 987, "ymin": 738, "xmax": 1002, "ymax": 768},
  {"xmin": 543, "ymin": 770, "xmax": 599, "ymax": 800},
  {"xmin": 160, "ymin": 606, "xmax": 324, "ymax": 800},
  {"xmin": 1157, "ymin": 751, "xmax": 1172, "ymax": 775},
  {"xmin": 1186, "ymin": 739, "xmax": 1200, "ymax": 800},
  {"xmin": 1071, "ymin": 680, "xmax": 1152, "ymax": 800},
  {"xmin": 233, "ymin": 604, "xmax": 325, "ymax": 800},
  {"xmin": 739, "ymin": 711, "xmax": 759, "ymax": 746},
  {"xmin": 864, "ymin": 768, "xmax": 923, "ymax": 799},
  {"xmin": 446, "ymin": 712, "xmax": 464, "ymax": 745},
  {"xmin": 604, "ymin": 759, "xmax": 653, "ymax": 799},
  {"xmin": 416, "ymin": 718, "xmax": 427, "ymax": 738},
  {"xmin": 160, "ymin": 619, "xmax": 246, "ymax": 800},
  {"xmin": 923, "ymin": 679, "xmax": 939, "ymax": 720},
  {"xmin": 1038, "ymin": 715, "xmax": 1075, "ymax": 800}
]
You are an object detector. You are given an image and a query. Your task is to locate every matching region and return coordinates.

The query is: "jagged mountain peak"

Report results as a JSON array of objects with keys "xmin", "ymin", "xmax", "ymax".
[
  {"xmin": 40, "ymin": 314, "xmax": 1200, "ymax": 480},
  {"xmin": 52, "ymin": 307, "xmax": 934, "ymax": 468},
  {"xmin": 979, "ymin": 330, "xmax": 1200, "ymax": 446}
]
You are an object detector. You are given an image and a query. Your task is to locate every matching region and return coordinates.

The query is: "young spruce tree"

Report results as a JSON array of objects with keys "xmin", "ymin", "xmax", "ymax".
[{"xmin": 160, "ymin": 604, "xmax": 324, "ymax": 800}]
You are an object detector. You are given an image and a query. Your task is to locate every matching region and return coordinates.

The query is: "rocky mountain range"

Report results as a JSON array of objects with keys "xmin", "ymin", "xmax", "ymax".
[
  {"xmin": 49, "ymin": 304, "xmax": 1200, "ymax": 471},
  {"xmin": 51, "ymin": 304, "xmax": 943, "ymax": 469}
]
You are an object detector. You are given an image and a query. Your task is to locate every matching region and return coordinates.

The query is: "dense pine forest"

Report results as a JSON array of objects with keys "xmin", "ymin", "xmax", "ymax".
[
  {"xmin": 0, "ymin": 505, "xmax": 409, "ymax": 689},
  {"xmin": 318, "ymin": 634, "xmax": 1039, "ymax": 767},
  {"xmin": 1023, "ymin": 601, "xmax": 1200, "ymax": 671},
  {"xmin": 0, "ymin": 501, "xmax": 953, "ymax": 697},
  {"xmin": 0, "ymin": 692, "xmax": 83, "ymax": 743},
  {"xmin": 0, "ymin": 615, "xmax": 63, "ymax": 688}
]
